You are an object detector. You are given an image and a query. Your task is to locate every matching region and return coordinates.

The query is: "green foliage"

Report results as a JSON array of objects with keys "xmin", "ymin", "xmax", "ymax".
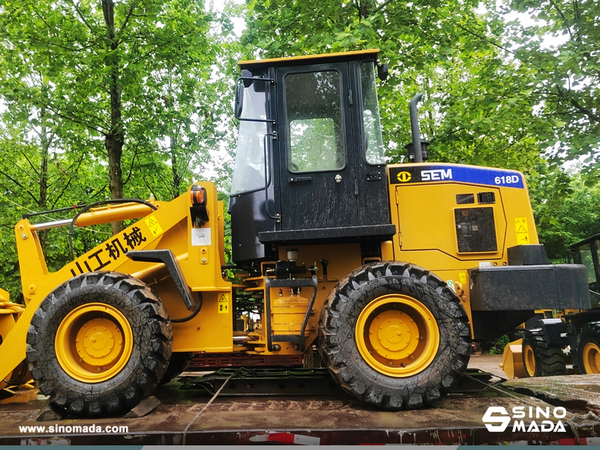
[
  {"xmin": 240, "ymin": 0, "xmax": 548, "ymax": 172},
  {"xmin": 0, "ymin": 0, "xmax": 239, "ymax": 298},
  {"xmin": 529, "ymin": 167, "xmax": 600, "ymax": 261},
  {"xmin": 490, "ymin": 0, "xmax": 600, "ymax": 178},
  {"xmin": 0, "ymin": 0, "xmax": 237, "ymax": 199},
  {"xmin": 488, "ymin": 334, "xmax": 510, "ymax": 355},
  {"xmin": 0, "ymin": 0, "xmax": 598, "ymax": 301}
]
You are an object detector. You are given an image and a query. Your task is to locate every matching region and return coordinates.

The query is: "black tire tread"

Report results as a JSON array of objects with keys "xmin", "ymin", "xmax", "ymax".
[
  {"xmin": 160, "ymin": 352, "xmax": 195, "ymax": 385},
  {"xmin": 26, "ymin": 271, "xmax": 172, "ymax": 417},
  {"xmin": 318, "ymin": 261, "xmax": 471, "ymax": 411},
  {"xmin": 576, "ymin": 321, "xmax": 600, "ymax": 374},
  {"xmin": 523, "ymin": 328, "xmax": 567, "ymax": 377}
]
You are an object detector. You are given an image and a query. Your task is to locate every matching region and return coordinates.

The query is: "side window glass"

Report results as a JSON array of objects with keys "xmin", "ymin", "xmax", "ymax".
[
  {"xmin": 579, "ymin": 244, "xmax": 597, "ymax": 284},
  {"xmin": 285, "ymin": 71, "xmax": 345, "ymax": 172},
  {"xmin": 595, "ymin": 240, "xmax": 600, "ymax": 279},
  {"xmin": 360, "ymin": 63, "xmax": 386, "ymax": 164},
  {"xmin": 230, "ymin": 85, "xmax": 267, "ymax": 195}
]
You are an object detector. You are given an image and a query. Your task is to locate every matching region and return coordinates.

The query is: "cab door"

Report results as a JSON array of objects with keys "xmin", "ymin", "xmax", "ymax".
[{"xmin": 276, "ymin": 63, "xmax": 359, "ymax": 231}]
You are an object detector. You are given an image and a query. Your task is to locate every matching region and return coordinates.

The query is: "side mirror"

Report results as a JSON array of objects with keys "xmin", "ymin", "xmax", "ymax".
[
  {"xmin": 235, "ymin": 69, "xmax": 256, "ymax": 118},
  {"xmin": 377, "ymin": 63, "xmax": 389, "ymax": 81},
  {"xmin": 241, "ymin": 69, "xmax": 253, "ymax": 88},
  {"xmin": 234, "ymin": 82, "xmax": 244, "ymax": 119},
  {"xmin": 233, "ymin": 70, "xmax": 274, "ymax": 123}
]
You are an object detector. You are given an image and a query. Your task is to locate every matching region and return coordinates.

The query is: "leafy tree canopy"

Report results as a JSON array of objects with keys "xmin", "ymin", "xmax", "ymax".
[
  {"xmin": 492, "ymin": 0, "xmax": 600, "ymax": 177},
  {"xmin": 240, "ymin": 0, "xmax": 551, "ymax": 173}
]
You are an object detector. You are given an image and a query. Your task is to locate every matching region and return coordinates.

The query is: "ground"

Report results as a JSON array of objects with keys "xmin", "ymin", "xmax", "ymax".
[
  {"xmin": 468, "ymin": 354, "xmax": 506, "ymax": 378},
  {"xmin": 1, "ymin": 355, "xmax": 600, "ymax": 445}
]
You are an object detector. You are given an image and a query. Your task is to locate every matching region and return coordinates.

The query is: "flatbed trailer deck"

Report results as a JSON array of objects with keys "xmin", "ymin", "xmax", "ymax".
[{"xmin": 2, "ymin": 357, "xmax": 600, "ymax": 446}]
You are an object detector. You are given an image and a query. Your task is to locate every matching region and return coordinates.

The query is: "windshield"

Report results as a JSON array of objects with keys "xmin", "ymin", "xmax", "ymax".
[{"xmin": 230, "ymin": 85, "xmax": 268, "ymax": 196}]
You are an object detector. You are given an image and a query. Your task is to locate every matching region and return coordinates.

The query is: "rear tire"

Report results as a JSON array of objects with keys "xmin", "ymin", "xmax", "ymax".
[
  {"xmin": 578, "ymin": 322, "xmax": 600, "ymax": 374},
  {"xmin": 522, "ymin": 331, "xmax": 542, "ymax": 377},
  {"xmin": 522, "ymin": 329, "xmax": 566, "ymax": 377},
  {"xmin": 26, "ymin": 272, "xmax": 172, "ymax": 417},
  {"xmin": 319, "ymin": 261, "xmax": 471, "ymax": 410}
]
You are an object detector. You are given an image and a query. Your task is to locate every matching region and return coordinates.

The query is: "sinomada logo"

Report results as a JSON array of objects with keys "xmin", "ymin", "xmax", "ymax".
[{"xmin": 482, "ymin": 406, "xmax": 567, "ymax": 433}]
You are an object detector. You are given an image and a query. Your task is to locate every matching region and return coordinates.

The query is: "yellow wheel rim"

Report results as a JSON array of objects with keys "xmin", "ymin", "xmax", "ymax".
[
  {"xmin": 355, "ymin": 294, "xmax": 439, "ymax": 377},
  {"xmin": 55, "ymin": 303, "xmax": 133, "ymax": 383},
  {"xmin": 523, "ymin": 344, "xmax": 536, "ymax": 377},
  {"xmin": 582, "ymin": 341, "xmax": 600, "ymax": 374}
]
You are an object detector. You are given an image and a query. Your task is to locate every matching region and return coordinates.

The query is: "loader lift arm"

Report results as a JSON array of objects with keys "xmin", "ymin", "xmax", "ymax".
[{"xmin": 0, "ymin": 182, "xmax": 233, "ymax": 417}]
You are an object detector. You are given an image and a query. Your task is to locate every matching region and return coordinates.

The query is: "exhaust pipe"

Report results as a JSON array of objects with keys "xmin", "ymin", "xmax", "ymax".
[{"xmin": 409, "ymin": 93, "xmax": 424, "ymax": 163}]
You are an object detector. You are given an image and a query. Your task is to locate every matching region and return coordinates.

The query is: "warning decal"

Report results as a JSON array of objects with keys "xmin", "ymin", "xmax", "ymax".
[
  {"xmin": 446, "ymin": 279, "xmax": 456, "ymax": 293},
  {"xmin": 218, "ymin": 293, "xmax": 229, "ymax": 314},
  {"xmin": 515, "ymin": 217, "xmax": 530, "ymax": 245},
  {"xmin": 145, "ymin": 216, "xmax": 163, "ymax": 237}
]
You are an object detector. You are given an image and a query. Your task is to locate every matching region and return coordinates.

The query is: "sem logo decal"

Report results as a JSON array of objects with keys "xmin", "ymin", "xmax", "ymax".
[
  {"xmin": 421, "ymin": 168, "xmax": 452, "ymax": 181},
  {"xmin": 396, "ymin": 171, "xmax": 412, "ymax": 183},
  {"xmin": 390, "ymin": 165, "xmax": 525, "ymax": 188}
]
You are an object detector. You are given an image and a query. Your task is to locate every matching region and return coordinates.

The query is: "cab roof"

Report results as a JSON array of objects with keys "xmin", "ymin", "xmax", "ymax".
[
  {"xmin": 569, "ymin": 234, "xmax": 600, "ymax": 251},
  {"xmin": 238, "ymin": 49, "xmax": 380, "ymax": 70}
]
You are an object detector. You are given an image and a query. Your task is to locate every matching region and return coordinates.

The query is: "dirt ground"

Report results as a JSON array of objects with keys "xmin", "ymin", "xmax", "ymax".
[{"xmin": 467, "ymin": 354, "xmax": 505, "ymax": 378}]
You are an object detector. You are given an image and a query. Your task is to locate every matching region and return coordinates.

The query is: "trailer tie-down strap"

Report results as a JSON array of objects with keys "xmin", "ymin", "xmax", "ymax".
[{"xmin": 182, "ymin": 372, "xmax": 235, "ymax": 445}]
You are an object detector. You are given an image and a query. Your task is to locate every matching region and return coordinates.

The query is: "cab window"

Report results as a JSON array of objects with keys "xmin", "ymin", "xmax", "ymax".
[{"xmin": 284, "ymin": 71, "xmax": 345, "ymax": 172}]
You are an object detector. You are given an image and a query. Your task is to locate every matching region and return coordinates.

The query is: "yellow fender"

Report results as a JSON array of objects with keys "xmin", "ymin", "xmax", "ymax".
[
  {"xmin": 0, "ymin": 182, "xmax": 232, "ymax": 385},
  {"xmin": 0, "ymin": 288, "xmax": 27, "ymax": 389},
  {"xmin": 500, "ymin": 338, "xmax": 527, "ymax": 378}
]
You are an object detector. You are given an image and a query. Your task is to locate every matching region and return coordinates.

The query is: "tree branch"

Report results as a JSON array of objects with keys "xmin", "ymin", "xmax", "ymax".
[
  {"xmin": 66, "ymin": 0, "xmax": 97, "ymax": 34},
  {"xmin": 49, "ymin": 153, "xmax": 87, "ymax": 208},
  {"xmin": 44, "ymin": 102, "xmax": 109, "ymax": 134},
  {"xmin": 0, "ymin": 169, "xmax": 39, "ymax": 204},
  {"xmin": 548, "ymin": 0, "xmax": 575, "ymax": 42},
  {"xmin": 374, "ymin": 0, "xmax": 395, "ymax": 15},
  {"xmin": 123, "ymin": 146, "xmax": 141, "ymax": 187},
  {"xmin": 142, "ymin": 175, "xmax": 160, "ymax": 201},
  {"xmin": 569, "ymin": 96, "xmax": 600, "ymax": 123},
  {"xmin": 19, "ymin": 150, "xmax": 41, "ymax": 177},
  {"xmin": 435, "ymin": 10, "xmax": 515, "ymax": 55},
  {"xmin": 556, "ymin": 85, "xmax": 600, "ymax": 123},
  {"xmin": 118, "ymin": 0, "xmax": 142, "ymax": 36}
]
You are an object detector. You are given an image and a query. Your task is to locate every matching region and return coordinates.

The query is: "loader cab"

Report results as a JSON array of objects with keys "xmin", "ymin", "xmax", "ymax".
[
  {"xmin": 229, "ymin": 50, "xmax": 396, "ymax": 265},
  {"xmin": 568, "ymin": 234, "xmax": 600, "ymax": 305}
]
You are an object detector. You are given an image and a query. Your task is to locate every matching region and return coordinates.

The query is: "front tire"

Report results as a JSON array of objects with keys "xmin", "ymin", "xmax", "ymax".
[
  {"xmin": 319, "ymin": 261, "xmax": 471, "ymax": 410},
  {"xmin": 160, "ymin": 352, "xmax": 195, "ymax": 385},
  {"xmin": 26, "ymin": 272, "xmax": 172, "ymax": 416}
]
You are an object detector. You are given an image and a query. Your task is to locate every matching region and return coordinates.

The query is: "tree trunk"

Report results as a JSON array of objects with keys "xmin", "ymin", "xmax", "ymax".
[
  {"xmin": 102, "ymin": 0, "xmax": 125, "ymax": 235},
  {"xmin": 170, "ymin": 135, "xmax": 181, "ymax": 200},
  {"xmin": 38, "ymin": 105, "xmax": 50, "ymax": 249}
]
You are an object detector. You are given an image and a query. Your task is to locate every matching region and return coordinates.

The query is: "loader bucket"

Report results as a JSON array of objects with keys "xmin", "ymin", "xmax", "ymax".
[{"xmin": 499, "ymin": 338, "xmax": 526, "ymax": 379}]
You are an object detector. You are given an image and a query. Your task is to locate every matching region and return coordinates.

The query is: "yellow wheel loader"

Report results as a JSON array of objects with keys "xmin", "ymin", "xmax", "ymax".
[
  {"xmin": 0, "ymin": 50, "xmax": 590, "ymax": 416},
  {"xmin": 502, "ymin": 234, "xmax": 600, "ymax": 378}
]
